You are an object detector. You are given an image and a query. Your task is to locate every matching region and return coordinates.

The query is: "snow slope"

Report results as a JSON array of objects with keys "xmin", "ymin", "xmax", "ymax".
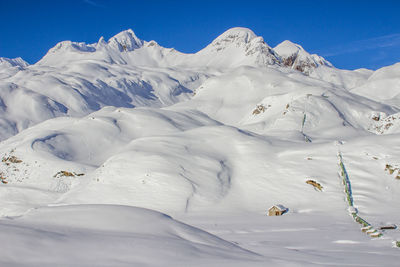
[
  {"xmin": 0, "ymin": 205, "xmax": 264, "ymax": 266},
  {"xmin": 352, "ymin": 62, "xmax": 400, "ymax": 107},
  {"xmin": 0, "ymin": 58, "xmax": 208, "ymax": 140},
  {"xmin": 174, "ymin": 66, "xmax": 397, "ymax": 139},
  {"xmin": 1, "ymin": 111, "xmax": 400, "ymax": 265}
]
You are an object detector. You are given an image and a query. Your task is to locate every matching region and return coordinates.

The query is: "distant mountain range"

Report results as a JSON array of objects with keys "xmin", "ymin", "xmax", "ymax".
[{"xmin": 1, "ymin": 27, "xmax": 398, "ymax": 141}]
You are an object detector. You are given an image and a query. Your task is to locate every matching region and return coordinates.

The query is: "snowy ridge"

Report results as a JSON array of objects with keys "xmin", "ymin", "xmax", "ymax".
[
  {"xmin": 38, "ymin": 27, "xmax": 282, "ymax": 69},
  {"xmin": 0, "ymin": 57, "xmax": 29, "ymax": 68},
  {"xmin": 0, "ymin": 57, "xmax": 29, "ymax": 79}
]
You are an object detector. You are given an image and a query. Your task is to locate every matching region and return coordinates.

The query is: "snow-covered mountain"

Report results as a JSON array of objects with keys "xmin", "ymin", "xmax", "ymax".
[
  {"xmin": 1, "ymin": 27, "xmax": 400, "ymax": 266},
  {"xmin": 0, "ymin": 27, "xmax": 380, "ymax": 140},
  {"xmin": 0, "ymin": 29, "xmax": 212, "ymax": 140},
  {"xmin": 190, "ymin": 27, "xmax": 281, "ymax": 68}
]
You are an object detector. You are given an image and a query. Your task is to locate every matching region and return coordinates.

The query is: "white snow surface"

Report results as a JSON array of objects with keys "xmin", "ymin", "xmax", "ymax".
[
  {"xmin": 1, "ymin": 27, "xmax": 400, "ymax": 266},
  {"xmin": 0, "ymin": 205, "xmax": 265, "ymax": 266}
]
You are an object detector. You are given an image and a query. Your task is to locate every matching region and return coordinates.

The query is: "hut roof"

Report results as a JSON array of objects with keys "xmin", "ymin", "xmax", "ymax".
[{"xmin": 270, "ymin": 204, "xmax": 287, "ymax": 211}]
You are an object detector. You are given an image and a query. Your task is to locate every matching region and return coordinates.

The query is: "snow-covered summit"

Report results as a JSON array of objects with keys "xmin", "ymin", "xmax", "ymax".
[
  {"xmin": 274, "ymin": 40, "xmax": 331, "ymax": 74},
  {"xmin": 107, "ymin": 29, "xmax": 143, "ymax": 52},
  {"xmin": 273, "ymin": 40, "xmax": 303, "ymax": 56},
  {"xmin": 210, "ymin": 27, "xmax": 257, "ymax": 46},
  {"xmin": 194, "ymin": 27, "xmax": 280, "ymax": 68},
  {"xmin": 47, "ymin": 29, "xmax": 143, "ymax": 54}
]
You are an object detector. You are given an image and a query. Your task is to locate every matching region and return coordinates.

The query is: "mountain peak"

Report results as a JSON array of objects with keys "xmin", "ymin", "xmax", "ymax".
[
  {"xmin": 274, "ymin": 40, "xmax": 305, "ymax": 56},
  {"xmin": 194, "ymin": 27, "xmax": 280, "ymax": 68},
  {"xmin": 108, "ymin": 29, "xmax": 143, "ymax": 52},
  {"xmin": 274, "ymin": 40, "xmax": 331, "ymax": 74},
  {"xmin": 212, "ymin": 27, "xmax": 257, "ymax": 46}
]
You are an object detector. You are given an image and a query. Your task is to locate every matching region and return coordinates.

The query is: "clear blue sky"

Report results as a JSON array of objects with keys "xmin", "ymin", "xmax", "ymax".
[{"xmin": 1, "ymin": 0, "xmax": 400, "ymax": 70}]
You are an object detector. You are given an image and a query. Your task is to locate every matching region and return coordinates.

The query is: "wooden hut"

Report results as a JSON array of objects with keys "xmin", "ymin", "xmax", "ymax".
[{"xmin": 268, "ymin": 204, "xmax": 288, "ymax": 216}]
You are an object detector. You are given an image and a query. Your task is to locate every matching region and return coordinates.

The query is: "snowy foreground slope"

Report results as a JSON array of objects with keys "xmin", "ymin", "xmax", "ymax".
[
  {"xmin": 1, "ymin": 27, "xmax": 400, "ymax": 266},
  {"xmin": 0, "ymin": 205, "xmax": 263, "ymax": 266}
]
